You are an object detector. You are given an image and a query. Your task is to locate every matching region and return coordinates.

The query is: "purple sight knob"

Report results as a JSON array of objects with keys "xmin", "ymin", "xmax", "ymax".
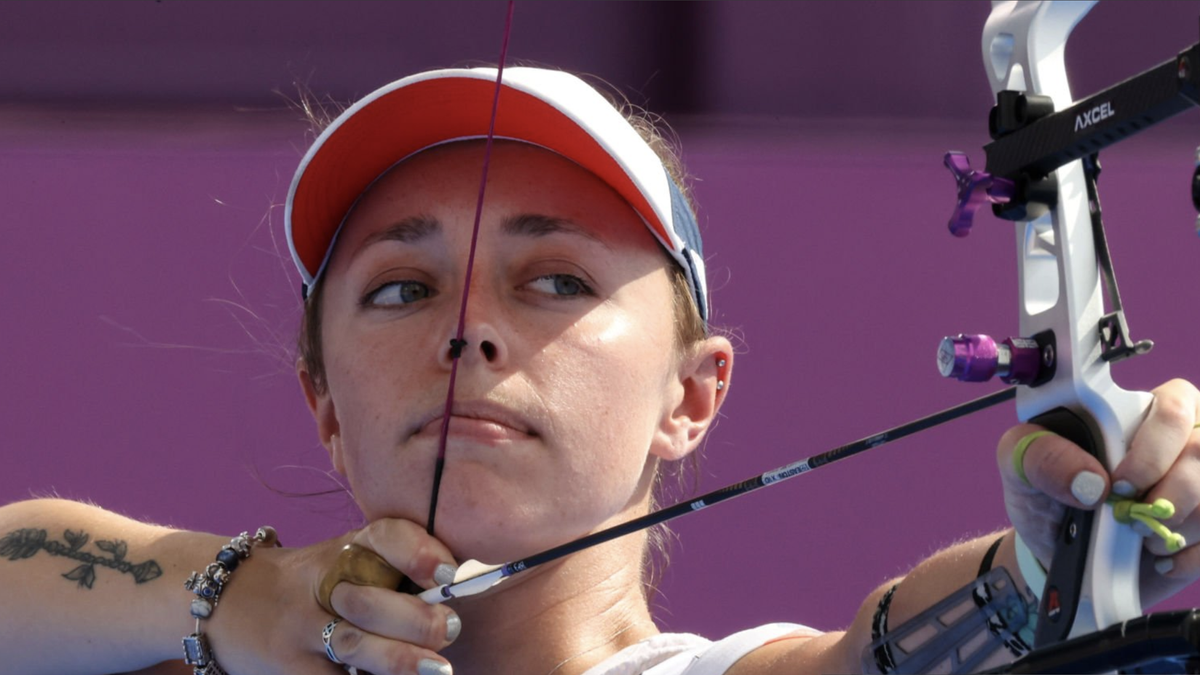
[
  {"xmin": 938, "ymin": 334, "xmax": 999, "ymax": 382},
  {"xmin": 937, "ymin": 334, "xmax": 1044, "ymax": 385}
]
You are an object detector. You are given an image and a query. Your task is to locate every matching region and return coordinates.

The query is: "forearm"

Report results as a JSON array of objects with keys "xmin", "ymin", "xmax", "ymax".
[
  {"xmin": 740, "ymin": 529, "xmax": 1033, "ymax": 674},
  {"xmin": 840, "ymin": 528, "xmax": 1028, "ymax": 671},
  {"xmin": 0, "ymin": 498, "xmax": 226, "ymax": 675},
  {"xmin": 734, "ymin": 530, "xmax": 1036, "ymax": 674},
  {"xmin": 887, "ymin": 529, "xmax": 1026, "ymax": 629}
]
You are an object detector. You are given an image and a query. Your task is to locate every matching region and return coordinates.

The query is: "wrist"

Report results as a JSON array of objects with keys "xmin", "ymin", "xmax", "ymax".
[
  {"xmin": 180, "ymin": 527, "xmax": 281, "ymax": 674},
  {"xmin": 993, "ymin": 528, "xmax": 1042, "ymax": 606},
  {"xmin": 1013, "ymin": 530, "xmax": 1047, "ymax": 603},
  {"xmin": 141, "ymin": 529, "xmax": 231, "ymax": 664}
]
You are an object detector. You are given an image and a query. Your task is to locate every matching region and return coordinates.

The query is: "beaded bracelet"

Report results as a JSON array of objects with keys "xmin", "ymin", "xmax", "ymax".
[{"xmin": 182, "ymin": 526, "xmax": 279, "ymax": 675}]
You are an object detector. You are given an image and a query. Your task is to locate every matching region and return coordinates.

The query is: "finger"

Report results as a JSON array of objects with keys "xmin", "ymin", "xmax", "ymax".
[
  {"xmin": 1141, "ymin": 539, "xmax": 1200, "ymax": 607},
  {"xmin": 332, "ymin": 582, "xmax": 461, "ymax": 650},
  {"xmin": 1139, "ymin": 432, "xmax": 1200, "ymax": 542},
  {"xmin": 326, "ymin": 618, "xmax": 453, "ymax": 675},
  {"xmin": 1113, "ymin": 379, "xmax": 1199, "ymax": 497},
  {"xmin": 353, "ymin": 519, "xmax": 459, "ymax": 588},
  {"xmin": 997, "ymin": 423, "xmax": 1110, "ymax": 509}
]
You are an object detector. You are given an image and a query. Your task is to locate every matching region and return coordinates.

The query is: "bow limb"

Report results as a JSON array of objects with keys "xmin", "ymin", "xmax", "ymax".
[{"xmin": 981, "ymin": 0, "xmax": 1150, "ymax": 644}]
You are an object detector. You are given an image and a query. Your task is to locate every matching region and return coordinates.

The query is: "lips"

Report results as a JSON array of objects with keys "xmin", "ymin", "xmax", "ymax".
[{"xmin": 412, "ymin": 401, "xmax": 537, "ymax": 440}]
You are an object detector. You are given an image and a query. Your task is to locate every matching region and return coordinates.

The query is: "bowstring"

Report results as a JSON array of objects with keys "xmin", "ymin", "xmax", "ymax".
[{"xmin": 426, "ymin": 0, "xmax": 516, "ymax": 537}]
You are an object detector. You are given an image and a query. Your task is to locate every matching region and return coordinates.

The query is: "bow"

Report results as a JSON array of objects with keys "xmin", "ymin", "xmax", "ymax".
[
  {"xmin": 953, "ymin": 0, "xmax": 1152, "ymax": 641},
  {"xmin": 938, "ymin": 0, "xmax": 1200, "ymax": 668},
  {"xmin": 412, "ymin": 0, "xmax": 1200, "ymax": 668}
]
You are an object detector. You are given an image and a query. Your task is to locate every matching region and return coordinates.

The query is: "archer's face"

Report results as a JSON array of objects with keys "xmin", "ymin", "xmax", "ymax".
[{"xmin": 311, "ymin": 141, "xmax": 684, "ymax": 562}]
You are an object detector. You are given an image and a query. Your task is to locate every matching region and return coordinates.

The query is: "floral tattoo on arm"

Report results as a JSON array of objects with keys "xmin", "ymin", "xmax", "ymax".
[{"xmin": 0, "ymin": 528, "xmax": 163, "ymax": 589}]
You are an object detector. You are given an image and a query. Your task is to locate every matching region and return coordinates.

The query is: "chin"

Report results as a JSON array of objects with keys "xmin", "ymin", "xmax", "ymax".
[
  {"xmin": 431, "ymin": 504, "xmax": 579, "ymax": 565},
  {"xmin": 357, "ymin": 468, "xmax": 632, "ymax": 564}
]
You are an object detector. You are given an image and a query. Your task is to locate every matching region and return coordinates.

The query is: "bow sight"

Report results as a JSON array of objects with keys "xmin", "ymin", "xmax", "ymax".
[{"xmin": 941, "ymin": 25, "xmax": 1200, "ymax": 367}]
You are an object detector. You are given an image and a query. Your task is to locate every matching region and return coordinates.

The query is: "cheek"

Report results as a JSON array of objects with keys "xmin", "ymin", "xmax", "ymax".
[
  {"xmin": 324, "ymin": 314, "xmax": 439, "ymax": 408},
  {"xmin": 326, "ymin": 338, "xmax": 398, "ymax": 430},
  {"xmin": 321, "ymin": 325, "xmax": 438, "ymax": 514},
  {"xmin": 536, "ymin": 304, "xmax": 677, "ymax": 472}
]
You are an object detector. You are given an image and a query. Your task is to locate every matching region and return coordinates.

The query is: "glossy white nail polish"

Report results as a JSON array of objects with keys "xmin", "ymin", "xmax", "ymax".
[
  {"xmin": 418, "ymin": 658, "xmax": 452, "ymax": 675},
  {"xmin": 434, "ymin": 563, "xmax": 458, "ymax": 586},
  {"xmin": 1155, "ymin": 557, "xmax": 1175, "ymax": 575}
]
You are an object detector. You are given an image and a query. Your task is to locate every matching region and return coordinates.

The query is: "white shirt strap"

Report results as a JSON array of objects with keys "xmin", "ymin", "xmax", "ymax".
[{"xmin": 646, "ymin": 623, "xmax": 818, "ymax": 675}]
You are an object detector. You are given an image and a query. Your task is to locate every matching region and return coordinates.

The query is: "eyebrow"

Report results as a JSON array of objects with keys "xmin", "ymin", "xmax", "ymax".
[
  {"xmin": 352, "ymin": 212, "xmax": 609, "ymax": 259},
  {"xmin": 354, "ymin": 215, "xmax": 441, "ymax": 256},
  {"xmin": 502, "ymin": 213, "xmax": 610, "ymax": 249}
]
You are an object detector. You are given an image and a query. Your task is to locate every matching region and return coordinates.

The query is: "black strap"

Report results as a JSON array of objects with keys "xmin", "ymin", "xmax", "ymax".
[
  {"xmin": 872, "ymin": 584, "xmax": 900, "ymax": 673},
  {"xmin": 978, "ymin": 534, "xmax": 1006, "ymax": 578}
]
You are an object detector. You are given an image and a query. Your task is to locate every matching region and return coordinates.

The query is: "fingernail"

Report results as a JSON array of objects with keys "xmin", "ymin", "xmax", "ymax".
[
  {"xmin": 434, "ymin": 563, "xmax": 458, "ymax": 586},
  {"xmin": 1133, "ymin": 521, "xmax": 1154, "ymax": 537},
  {"xmin": 1113, "ymin": 480, "xmax": 1137, "ymax": 497},
  {"xmin": 446, "ymin": 611, "xmax": 462, "ymax": 643},
  {"xmin": 418, "ymin": 659, "xmax": 452, "ymax": 675},
  {"xmin": 1155, "ymin": 557, "xmax": 1175, "ymax": 576},
  {"xmin": 1070, "ymin": 470, "xmax": 1106, "ymax": 506}
]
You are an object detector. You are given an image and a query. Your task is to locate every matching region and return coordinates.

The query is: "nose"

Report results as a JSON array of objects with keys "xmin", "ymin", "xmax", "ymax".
[{"xmin": 437, "ymin": 302, "xmax": 508, "ymax": 370}]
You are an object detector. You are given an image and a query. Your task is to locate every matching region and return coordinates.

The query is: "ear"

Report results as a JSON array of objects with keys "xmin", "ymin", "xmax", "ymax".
[
  {"xmin": 652, "ymin": 336, "xmax": 734, "ymax": 462},
  {"xmin": 297, "ymin": 358, "xmax": 345, "ymax": 474}
]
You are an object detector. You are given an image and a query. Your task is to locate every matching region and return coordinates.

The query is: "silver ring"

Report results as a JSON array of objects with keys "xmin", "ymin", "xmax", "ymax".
[{"xmin": 322, "ymin": 619, "xmax": 344, "ymax": 664}]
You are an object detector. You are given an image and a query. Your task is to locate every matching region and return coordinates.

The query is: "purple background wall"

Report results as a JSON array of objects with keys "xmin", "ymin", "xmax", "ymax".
[{"xmin": 3, "ymin": 0, "xmax": 1199, "ymax": 643}]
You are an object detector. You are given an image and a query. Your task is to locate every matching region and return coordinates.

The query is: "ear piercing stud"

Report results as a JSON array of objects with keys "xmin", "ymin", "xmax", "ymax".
[{"xmin": 717, "ymin": 357, "xmax": 727, "ymax": 390}]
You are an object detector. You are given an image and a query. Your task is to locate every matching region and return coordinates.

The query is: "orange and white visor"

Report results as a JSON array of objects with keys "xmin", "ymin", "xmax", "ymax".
[{"xmin": 285, "ymin": 66, "xmax": 709, "ymax": 322}]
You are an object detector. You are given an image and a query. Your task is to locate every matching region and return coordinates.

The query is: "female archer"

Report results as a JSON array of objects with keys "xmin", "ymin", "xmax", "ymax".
[{"xmin": 1, "ymin": 49, "xmax": 1199, "ymax": 675}]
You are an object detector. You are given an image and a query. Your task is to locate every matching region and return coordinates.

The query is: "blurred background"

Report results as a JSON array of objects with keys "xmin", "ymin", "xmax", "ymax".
[{"xmin": 2, "ymin": 0, "xmax": 1198, "ymax": 643}]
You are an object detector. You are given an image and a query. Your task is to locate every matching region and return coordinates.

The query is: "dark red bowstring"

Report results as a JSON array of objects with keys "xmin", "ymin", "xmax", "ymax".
[{"xmin": 426, "ymin": 0, "xmax": 516, "ymax": 537}]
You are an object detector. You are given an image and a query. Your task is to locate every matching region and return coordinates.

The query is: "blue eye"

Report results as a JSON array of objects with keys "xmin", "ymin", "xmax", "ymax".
[
  {"xmin": 528, "ymin": 274, "xmax": 593, "ymax": 297},
  {"xmin": 365, "ymin": 280, "xmax": 433, "ymax": 306}
]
